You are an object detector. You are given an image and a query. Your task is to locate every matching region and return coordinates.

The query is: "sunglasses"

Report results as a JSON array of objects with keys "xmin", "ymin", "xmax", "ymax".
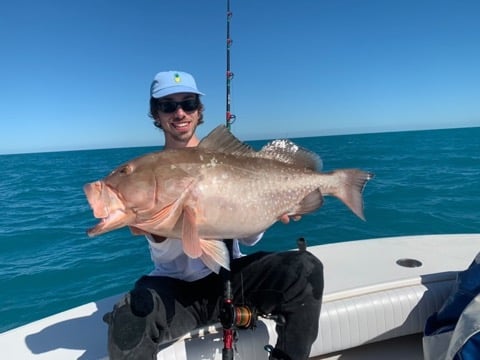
[{"xmin": 157, "ymin": 99, "xmax": 200, "ymax": 113}]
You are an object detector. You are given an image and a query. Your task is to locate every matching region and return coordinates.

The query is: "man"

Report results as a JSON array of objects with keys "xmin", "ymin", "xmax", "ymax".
[{"xmin": 104, "ymin": 70, "xmax": 324, "ymax": 360}]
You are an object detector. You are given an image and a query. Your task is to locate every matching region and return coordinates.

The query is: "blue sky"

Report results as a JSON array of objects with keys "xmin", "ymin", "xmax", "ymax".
[{"xmin": 1, "ymin": 0, "xmax": 479, "ymax": 154}]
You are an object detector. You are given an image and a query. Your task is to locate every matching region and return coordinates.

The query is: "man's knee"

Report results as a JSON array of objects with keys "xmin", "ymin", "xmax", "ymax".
[
  {"xmin": 283, "ymin": 251, "xmax": 323, "ymax": 289},
  {"xmin": 129, "ymin": 288, "xmax": 155, "ymax": 317},
  {"xmin": 104, "ymin": 289, "xmax": 160, "ymax": 357}
]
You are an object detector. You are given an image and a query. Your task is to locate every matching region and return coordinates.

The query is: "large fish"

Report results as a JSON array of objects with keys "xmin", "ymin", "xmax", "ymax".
[{"xmin": 84, "ymin": 125, "xmax": 373, "ymax": 272}]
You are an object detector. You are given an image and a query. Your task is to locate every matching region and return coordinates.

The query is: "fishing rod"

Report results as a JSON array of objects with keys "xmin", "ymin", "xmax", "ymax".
[
  {"xmin": 221, "ymin": 2, "xmax": 246, "ymax": 359},
  {"xmin": 225, "ymin": 0, "xmax": 236, "ymax": 129},
  {"xmin": 220, "ymin": 2, "xmax": 294, "ymax": 359}
]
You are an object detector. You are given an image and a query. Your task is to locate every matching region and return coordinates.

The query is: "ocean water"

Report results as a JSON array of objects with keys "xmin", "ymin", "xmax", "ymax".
[{"xmin": 0, "ymin": 127, "xmax": 479, "ymax": 333}]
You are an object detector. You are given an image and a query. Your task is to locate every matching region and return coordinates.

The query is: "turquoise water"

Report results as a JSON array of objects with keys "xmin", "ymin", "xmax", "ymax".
[{"xmin": 1, "ymin": 127, "xmax": 479, "ymax": 333}]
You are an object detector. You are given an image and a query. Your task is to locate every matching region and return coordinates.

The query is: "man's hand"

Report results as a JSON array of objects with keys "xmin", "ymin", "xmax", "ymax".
[{"xmin": 279, "ymin": 214, "xmax": 302, "ymax": 224}]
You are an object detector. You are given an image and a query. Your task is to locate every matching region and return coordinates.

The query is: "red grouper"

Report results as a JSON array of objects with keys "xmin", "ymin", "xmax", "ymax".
[{"xmin": 84, "ymin": 125, "xmax": 374, "ymax": 273}]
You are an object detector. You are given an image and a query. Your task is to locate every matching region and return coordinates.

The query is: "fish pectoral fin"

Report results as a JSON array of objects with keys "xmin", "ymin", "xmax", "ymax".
[
  {"xmin": 199, "ymin": 239, "xmax": 230, "ymax": 274},
  {"xmin": 148, "ymin": 200, "xmax": 183, "ymax": 228},
  {"xmin": 182, "ymin": 203, "xmax": 229, "ymax": 273},
  {"xmin": 142, "ymin": 179, "xmax": 197, "ymax": 231},
  {"xmin": 181, "ymin": 205, "xmax": 202, "ymax": 259},
  {"xmin": 181, "ymin": 206, "xmax": 230, "ymax": 273},
  {"xmin": 291, "ymin": 189, "xmax": 324, "ymax": 215}
]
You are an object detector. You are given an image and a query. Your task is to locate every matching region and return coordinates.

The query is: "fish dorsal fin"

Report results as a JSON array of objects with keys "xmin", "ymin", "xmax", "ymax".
[
  {"xmin": 258, "ymin": 139, "xmax": 323, "ymax": 171},
  {"xmin": 198, "ymin": 125, "xmax": 255, "ymax": 156},
  {"xmin": 199, "ymin": 125, "xmax": 323, "ymax": 171}
]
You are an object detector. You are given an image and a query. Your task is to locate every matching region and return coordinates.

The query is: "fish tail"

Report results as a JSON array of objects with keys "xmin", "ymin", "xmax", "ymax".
[{"xmin": 329, "ymin": 169, "xmax": 374, "ymax": 221}]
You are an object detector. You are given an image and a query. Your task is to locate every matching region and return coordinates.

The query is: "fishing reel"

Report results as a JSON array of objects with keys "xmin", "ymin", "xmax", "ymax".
[
  {"xmin": 220, "ymin": 300, "xmax": 256, "ymax": 330},
  {"xmin": 220, "ymin": 275, "xmax": 257, "ymax": 360}
]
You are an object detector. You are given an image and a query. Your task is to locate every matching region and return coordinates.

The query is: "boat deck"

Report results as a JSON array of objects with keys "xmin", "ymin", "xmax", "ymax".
[{"xmin": 1, "ymin": 234, "xmax": 479, "ymax": 359}]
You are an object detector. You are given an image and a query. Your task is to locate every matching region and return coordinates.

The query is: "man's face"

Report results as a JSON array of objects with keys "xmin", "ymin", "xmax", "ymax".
[{"xmin": 155, "ymin": 92, "xmax": 201, "ymax": 145}]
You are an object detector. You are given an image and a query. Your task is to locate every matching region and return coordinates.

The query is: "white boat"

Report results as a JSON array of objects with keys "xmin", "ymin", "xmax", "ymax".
[{"xmin": 1, "ymin": 233, "xmax": 479, "ymax": 359}]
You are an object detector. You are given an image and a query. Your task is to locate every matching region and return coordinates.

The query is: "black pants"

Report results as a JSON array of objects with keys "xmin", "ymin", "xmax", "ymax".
[{"xmin": 104, "ymin": 251, "xmax": 324, "ymax": 360}]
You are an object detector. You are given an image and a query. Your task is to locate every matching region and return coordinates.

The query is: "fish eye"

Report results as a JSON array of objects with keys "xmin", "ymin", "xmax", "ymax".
[{"xmin": 118, "ymin": 165, "xmax": 132, "ymax": 175}]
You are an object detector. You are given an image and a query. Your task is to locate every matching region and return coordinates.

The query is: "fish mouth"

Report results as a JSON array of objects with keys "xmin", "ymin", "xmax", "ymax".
[
  {"xmin": 83, "ymin": 181, "xmax": 131, "ymax": 237},
  {"xmin": 86, "ymin": 210, "xmax": 129, "ymax": 237}
]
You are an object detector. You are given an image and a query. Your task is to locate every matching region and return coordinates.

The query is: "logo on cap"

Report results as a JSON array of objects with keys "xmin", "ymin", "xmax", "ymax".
[{"xmin": 174, "ymin": 73, "xmax": 181, "ymax": 83}]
